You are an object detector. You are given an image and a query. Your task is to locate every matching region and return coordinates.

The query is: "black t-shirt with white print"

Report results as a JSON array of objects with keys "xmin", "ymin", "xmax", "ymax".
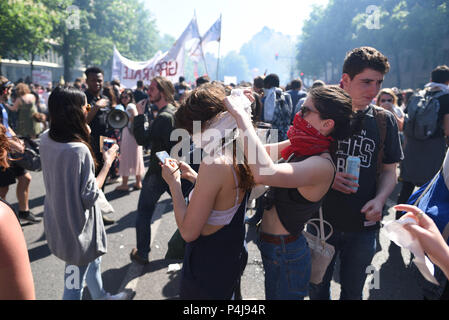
[{"xmin": 322, "ymin": 105, "xmax": 403, "ymax": 232}]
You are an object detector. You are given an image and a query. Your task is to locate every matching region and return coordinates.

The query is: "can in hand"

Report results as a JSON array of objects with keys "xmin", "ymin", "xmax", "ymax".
[{"xmin": 345, "ymin": 156, "xmax": 360, "ymax": 192}]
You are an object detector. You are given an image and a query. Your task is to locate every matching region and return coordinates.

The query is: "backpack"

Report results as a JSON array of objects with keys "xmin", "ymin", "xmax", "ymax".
[
  {"xmin": 404, "ymin": 89, "xmax": 449, "ymax": 140},
  {"xmin": 270, "ymin": 90, "xmax": 292, "ymax": 141}
]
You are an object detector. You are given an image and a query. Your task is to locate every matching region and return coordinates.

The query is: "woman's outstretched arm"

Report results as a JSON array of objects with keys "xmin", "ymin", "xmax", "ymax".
[{"xmin": 224, "ymin": 97, "xmax": 333, "ymax": 189}]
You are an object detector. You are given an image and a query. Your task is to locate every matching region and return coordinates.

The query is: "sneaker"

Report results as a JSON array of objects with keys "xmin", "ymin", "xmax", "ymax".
[
  {"xmin": 102, "ymin": 291, "xmax": 129, "ymax": 300},
  {"xmin": 102, "ymin": 214, "xmax": 115, "ymax": 225},
  {"xmin": 130, "ymin": 248, "xmax": 149, "ymax": 265},
  {"xmin": 19, "ymin": 211, "xmax": 42, "ymax": 224}
]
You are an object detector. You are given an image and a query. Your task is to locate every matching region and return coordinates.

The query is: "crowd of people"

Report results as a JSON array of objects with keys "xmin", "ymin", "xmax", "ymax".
[{"xmin": 0, "ymin": 46, "xmax": 449, "ymax": 300}]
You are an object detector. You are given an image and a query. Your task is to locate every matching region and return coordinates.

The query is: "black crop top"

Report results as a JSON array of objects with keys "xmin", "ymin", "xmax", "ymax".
[{"xmin": 263, "ymin": 153, "xmax": 336, "ymax": 236}]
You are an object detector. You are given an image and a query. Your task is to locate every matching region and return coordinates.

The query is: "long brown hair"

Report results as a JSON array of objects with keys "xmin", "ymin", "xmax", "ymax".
[
  {"xmin": 152, "ymin": 76, "xmax": 177, "ymax": 107},
  {"xmin": 175, "ymin": 83, "xmax": 255, "ymax": 192},
  {"xmin": 0, "ymin": 124, "xmax": 10, "ymax": 170},
  {"xmin": 48, "ymin": 86, "xmax": 97, "ymax": 168}
]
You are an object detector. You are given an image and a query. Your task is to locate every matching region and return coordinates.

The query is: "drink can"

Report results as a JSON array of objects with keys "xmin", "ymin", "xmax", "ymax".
[{"xmin": 345, "ymin": 156, "xmax": 360, "ymax": 192}]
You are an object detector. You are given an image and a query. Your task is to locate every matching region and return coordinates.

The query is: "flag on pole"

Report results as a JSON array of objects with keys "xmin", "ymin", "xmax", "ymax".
[{"xmin": 189, "ymin": 15, "xmax": 222, "ymax": 63}]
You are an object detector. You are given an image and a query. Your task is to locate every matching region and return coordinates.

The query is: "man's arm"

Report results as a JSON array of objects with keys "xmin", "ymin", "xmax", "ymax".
[
  {"xmin": 133, "ymin": 114, "xmax": 150, "ymax": 146},
  {"xmin": 86, "ymin": 98, "xmax": 108, "ymax": 124},
  {"xmin": 361, "ymin": 162, "xmax": 398, "ymax": 222}
]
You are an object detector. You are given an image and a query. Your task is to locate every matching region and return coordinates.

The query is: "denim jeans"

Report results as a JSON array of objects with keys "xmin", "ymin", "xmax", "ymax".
[
  {"xmin": 308, "ymin": 228, "xmax": 377, "ymax": 300},
  {"xmin": 257, "ymin": 232, "xmax": 311, "ymax": 300},
  {"xmin": 62, "ymin": 257, "xmax": 106, "ymax": 300},
  {"xmin": 136, "ymin": 173, "xmax": 170, "ymax": 260}
]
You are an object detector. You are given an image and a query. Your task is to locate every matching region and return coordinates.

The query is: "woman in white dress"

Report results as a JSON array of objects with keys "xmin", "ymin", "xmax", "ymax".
[{"xmin": 116, "ymin": 89, "xmax": 145, "ymax": 191}]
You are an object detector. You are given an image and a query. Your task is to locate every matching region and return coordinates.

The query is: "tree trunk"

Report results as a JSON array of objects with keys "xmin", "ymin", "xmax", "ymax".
[
  {"xmin": 394, "ymin": 51, "xmax": 401, "ymax": 88},
  {"xmin": 62, "ymin": 33, "xmax": 72, "ymax": 82},
  {"xmin": 30, "ymin": 53, "xmax": 35, "ymax": 83}
]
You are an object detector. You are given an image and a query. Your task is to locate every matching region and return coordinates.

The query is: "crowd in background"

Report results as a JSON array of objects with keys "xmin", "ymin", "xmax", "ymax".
[{"xmin": 1, "ymin": 47, "xmax": 449, "ymax": 301}]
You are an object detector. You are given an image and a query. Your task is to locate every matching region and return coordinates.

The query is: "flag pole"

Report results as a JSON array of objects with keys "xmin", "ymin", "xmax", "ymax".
[
  {"xmin": 216, "ymin": 14, "xmax": 222, "ymax": 81},
  {"xmin": 200, "ymin": 43, "xmax": 209, "ymax": 76}
]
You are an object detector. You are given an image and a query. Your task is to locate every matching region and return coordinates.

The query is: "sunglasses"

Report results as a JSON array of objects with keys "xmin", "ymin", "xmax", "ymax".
[
  {"xmin": 380, "ymin": 98, "xmax": 393, "ymax": 103},
  {"xmin": 299, "ymin": 105, "xmax": 320, "ymax": 117}
]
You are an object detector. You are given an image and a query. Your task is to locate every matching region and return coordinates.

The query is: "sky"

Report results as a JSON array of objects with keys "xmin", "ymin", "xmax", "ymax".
[{"xmin": 144, "ymin": 0, "xmax": 329, "ymax": 56}]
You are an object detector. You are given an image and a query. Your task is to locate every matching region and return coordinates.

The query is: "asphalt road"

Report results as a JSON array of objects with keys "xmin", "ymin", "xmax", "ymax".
[{"xmin": 7, "ymin": 162, "xmax": 424, "ymax": 300}]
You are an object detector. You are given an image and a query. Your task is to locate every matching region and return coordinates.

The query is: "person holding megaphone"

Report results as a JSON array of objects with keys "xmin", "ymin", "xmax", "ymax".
[{"xmin": 115, "ymin": 89, "xmax": 145, "ymax": 191}]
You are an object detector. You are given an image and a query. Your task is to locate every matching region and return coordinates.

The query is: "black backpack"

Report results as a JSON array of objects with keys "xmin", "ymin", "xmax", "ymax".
[{"xmin": 404, "ymin": 89, "xmax": 449, "ymax": 140}]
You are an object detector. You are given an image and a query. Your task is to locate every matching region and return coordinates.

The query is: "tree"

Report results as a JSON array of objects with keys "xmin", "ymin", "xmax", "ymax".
[
  {"xmin": 240, "ymin": 27, "xmax": 295, "ymax": 84},
  {"xmin": 43, "ymin": 0, "xmax": 90, "ymax": 82},
  {"xmin": 220, "ymin": 51, "xmax": 251, "ymax": 83},
  {"xmin": 80, "ymin": 0, "xmax": 160, "ymax": 77},
  {"xmin": 297, "ymin": 0, "xmax": 375, "ymax": 84},
  {"xmin": 43, "ymin": 0, "xmax": 161, "ymax": 82},
  {"xmin": 0, "ymin": 0, "xmax": 55, "ymax": 78}
]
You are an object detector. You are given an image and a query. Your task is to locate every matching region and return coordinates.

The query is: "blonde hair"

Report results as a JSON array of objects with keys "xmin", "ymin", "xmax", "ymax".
[
  {"xmin": 376, "ymin": 88, "xmax": 397, "ymax": 106},
  {"xmin": 15, "ymin": 83, "xmax": 31, "ymax": 97}
]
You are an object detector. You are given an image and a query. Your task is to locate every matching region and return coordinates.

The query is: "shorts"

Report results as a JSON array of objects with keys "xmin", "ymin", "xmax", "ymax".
[{"xmin": 0, "ymin": 162, "xmax": 27, "ymax": 187}]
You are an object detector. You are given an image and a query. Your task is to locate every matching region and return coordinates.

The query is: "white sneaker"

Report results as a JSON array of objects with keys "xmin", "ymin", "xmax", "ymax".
[{"xmin": 102, "ymin": 291, "xmax": 128, "ymax": 300}]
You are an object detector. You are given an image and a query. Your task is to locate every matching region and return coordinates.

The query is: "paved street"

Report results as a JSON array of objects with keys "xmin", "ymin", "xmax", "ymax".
[{"xmin": 8, "ymin": 161, "xmax": 424, "ymax": 300}]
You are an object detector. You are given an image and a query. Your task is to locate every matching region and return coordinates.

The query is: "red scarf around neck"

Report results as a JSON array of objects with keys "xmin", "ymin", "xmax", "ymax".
[{"xmin": 281, "ymin": 112, "xmax": 334, "ymax": 160}]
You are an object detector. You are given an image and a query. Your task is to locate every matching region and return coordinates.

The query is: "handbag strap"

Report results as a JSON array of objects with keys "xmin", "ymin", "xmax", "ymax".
[
  {"xmin": 305, "ymin": 207, "xmax": 333, "ymax": 242},
  {"xmin": 413, "ymin": 169, "xmax": 441, "ymax": 206}
]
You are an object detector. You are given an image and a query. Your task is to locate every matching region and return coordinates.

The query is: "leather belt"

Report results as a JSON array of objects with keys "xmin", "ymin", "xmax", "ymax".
[{"xmin": 259, "ymin": 232, "xmax": 299, "ymax": 245}]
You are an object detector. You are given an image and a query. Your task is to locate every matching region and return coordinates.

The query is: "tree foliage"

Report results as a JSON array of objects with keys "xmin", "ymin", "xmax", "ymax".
[
  {"xmin": 0, "ymin": 1, "xmax": 55, "ymax": 66},
  {"xmin": 240, "ymin": 27, "xmax": 295, "ymax": 84},
  {"xmin": 297, "ymin": 0, "xmax": 449, "ymax": 87},
  {"xmin": 2, "ymin": 0, "xmax": 167, "ymax": 81}
]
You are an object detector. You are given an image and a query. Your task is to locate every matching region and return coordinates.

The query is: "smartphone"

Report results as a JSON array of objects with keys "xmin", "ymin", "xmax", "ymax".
[
  {"xmin": 155, "ymin": 150, "xmax": 171, "ymax": 164},
  {"xmin": 101, "ymin": 136, "xmax": 117, "ymax": 151}
]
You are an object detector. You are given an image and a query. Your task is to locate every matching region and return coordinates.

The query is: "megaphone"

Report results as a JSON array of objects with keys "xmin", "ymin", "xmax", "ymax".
[{"xmin": 107, "ymin": 107, "xmax": 129, "ymax": 129}]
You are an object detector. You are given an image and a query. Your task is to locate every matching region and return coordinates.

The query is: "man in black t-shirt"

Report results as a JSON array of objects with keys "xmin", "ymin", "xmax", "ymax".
[
  {"xmin": 85, "ymin": 67, "xmax": 110, "ymax": 172},
  {"xmin": 397, "ymin": 65, "xmax": 449, "ymax": 211},
  {"xmin": 84, "ymin": 67, "xmax": 115, "ymax": 225},
  {"xmin": 309, "ymin": 47, "xmax": 403, "ymax": 300}
]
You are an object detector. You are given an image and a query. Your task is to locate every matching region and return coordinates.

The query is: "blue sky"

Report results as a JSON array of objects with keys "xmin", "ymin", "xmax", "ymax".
[{"xmin": 144, "ymin": 0, "xmax": 329, "ymax": 55}]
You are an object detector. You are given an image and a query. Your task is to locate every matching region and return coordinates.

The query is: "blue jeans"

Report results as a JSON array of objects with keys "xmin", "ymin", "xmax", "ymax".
[
  {"xmin": 62, "ymin": 257, "xmax": 107, "ymax": 300},
  {"xmin": 136, "ymin": 173, "xmax": 170, "ymax": 260},
  {"xmin": 308, "ymin": 228, "xmax": 377, "ymax": 300},
  {"xmin": 257, "ymin": 232, "xmax": 311, "ymax": 300}
]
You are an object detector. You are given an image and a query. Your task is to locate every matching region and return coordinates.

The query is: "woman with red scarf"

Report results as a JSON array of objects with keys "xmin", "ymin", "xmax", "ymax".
[{"xmin": 225, "ymin": 85, "xmax": 362, "ymax": 300}]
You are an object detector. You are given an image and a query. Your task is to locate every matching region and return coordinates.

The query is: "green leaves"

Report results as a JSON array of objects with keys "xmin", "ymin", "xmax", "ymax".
[
  {"xmin": 296, "ymin": 0, "xmax": 449, "ymax": 87},
  {"xmin": 1, "ymin": 0, "xmax": 53, "ymax": 60},
  {"xmin": 2, "ymin": 0, "xmax": 166, "ymax": 81}
]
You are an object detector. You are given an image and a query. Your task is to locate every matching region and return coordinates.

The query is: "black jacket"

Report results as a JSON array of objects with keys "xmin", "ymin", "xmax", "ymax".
[{"xmin": 133, "ymin": 104, "xmax": 177, "ymax": 177}]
